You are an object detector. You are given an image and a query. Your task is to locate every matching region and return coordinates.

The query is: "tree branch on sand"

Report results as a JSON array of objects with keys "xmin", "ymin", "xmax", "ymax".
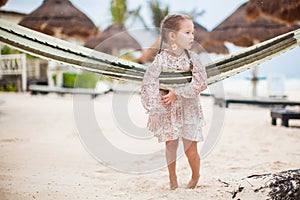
[{"xmin": 219, "ymin": 169, "xmax": 300, "ymax": 199}]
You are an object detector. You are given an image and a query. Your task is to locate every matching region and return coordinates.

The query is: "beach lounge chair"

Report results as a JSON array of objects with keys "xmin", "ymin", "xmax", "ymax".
[
  {"xmin": 214, "ymin": 95, "xmax": 300, "ymax": 108},
  {"xmin": 271, "ymin": 108, "xmax": 300, "ymax": 127}
]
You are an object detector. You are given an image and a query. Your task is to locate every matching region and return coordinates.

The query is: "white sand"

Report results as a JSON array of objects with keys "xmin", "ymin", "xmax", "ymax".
[{"xmin": 0, "ymin": 91, "xmax": 300, "ymax": 199}]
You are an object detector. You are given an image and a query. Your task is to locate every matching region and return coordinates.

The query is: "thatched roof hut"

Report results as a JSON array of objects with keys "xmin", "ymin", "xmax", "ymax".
[
  {"xmin": 0, "ymin": 0, "xmax": 8, "ymax": 7},
  {"xmin": 200, "ymin": 39, "xmax": 229, "ymax": 55},
  {"xmin": 246, "ymin": 0, "xmax": 300, "ymax": 25},
  {"xmin": 193, "ymin": 22, "xmax": 229, "ymax": 55},
  {"xmin": 84, "ymin": 23, "xmax": 141, "ymax": 56},
  {"xmin": 209, "ymin": 2, "xmax": 300, "ymax": 47},
  {"xmin": 18, "ymin": 0, "xmax": 99, "ymax": 44}
]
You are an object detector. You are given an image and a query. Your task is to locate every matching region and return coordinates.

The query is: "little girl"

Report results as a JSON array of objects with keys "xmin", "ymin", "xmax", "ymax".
[{"xmin": 141, "ymin": 14, "xmax": 207, "ymax": 189}]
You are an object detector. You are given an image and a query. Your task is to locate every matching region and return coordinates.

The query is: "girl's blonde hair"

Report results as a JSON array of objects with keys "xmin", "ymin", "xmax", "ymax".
[
  {"xmin": 158, "ymin": 14, "xmax": 194, "ymax": 69},
  {"xmin": 159, "ymin": 14, "xmax": 192, "ymax": 51}
]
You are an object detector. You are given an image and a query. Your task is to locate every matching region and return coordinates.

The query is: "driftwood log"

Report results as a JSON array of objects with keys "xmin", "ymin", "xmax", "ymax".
[{"xmin": 219, "ymin": 169, "xmax": 300, "ymax": 200}]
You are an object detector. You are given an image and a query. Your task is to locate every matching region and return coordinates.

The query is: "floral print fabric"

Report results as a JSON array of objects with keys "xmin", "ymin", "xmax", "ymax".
[{"xmin": 141, "ymin": 50, "xmax": 207, "ymax": 143}]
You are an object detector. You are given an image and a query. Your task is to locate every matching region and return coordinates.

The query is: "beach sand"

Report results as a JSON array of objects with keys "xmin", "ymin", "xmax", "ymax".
[{"xmin": 0, "ymin": 91, "xmax": 300, "ymax": 199}]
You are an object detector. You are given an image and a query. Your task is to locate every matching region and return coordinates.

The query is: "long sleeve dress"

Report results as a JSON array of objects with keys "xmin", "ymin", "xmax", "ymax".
[{"xmin": 141, "ymin": 50, "xmax": 207, "ymax": 143}]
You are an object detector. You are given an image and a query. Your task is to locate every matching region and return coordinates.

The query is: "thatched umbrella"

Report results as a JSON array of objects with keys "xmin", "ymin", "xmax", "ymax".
[
  {"xmin": 246, "ymin": 0, "xmax": 300, "ymax": 25},
  {"xmin": 0, "ymin": 0, "xmax": 8, "ymax": 7},
  {"xmin": 84, "ymin": 23, "xmax": 141, "ymax": 56},
  {"xmin": 193, "ymin": 22, "xmax": 229, "ymax": 55},
  {"xmin": 137, "ymin": 22, "xmax": 229, "ymax": 63},
  {"xmin": 85, "ymin": 0, "xmax": 141, "ymax": 56},
  {"xmin": 201, "ymin": 39, "xmax": 230, "ymax": 55},
  {"xmin": 209, "ymin": 2, "xmax": 299, "ymax": 97},
  {"xmin": 209, "ymin": 2, "xmax": 300, "ymax": 47},
  {"xmin": 19, "ymin": 0, "xmax": 99, "ymax": 44}
]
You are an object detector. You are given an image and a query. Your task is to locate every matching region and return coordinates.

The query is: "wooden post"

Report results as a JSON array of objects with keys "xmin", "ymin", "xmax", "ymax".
[{"xmin": 21, "ymin": 53, "xmax": 27, "ymax": 92}]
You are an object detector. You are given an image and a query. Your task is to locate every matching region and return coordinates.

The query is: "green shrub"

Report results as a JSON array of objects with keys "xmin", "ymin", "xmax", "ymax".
[
  {"xmin": 0, "ymin": 83, "xmax": 18, "ymax": 92},
  {"xmin": 63, "ymin": 73, "xmax": 76, "ymax": 88},
  {"xmin": 63, "ymin": 72, "xmax": 98, "ymax": 88},
  {"xmin": 1, "ymin": 45, "xmax": 36, "ymax": 59}
]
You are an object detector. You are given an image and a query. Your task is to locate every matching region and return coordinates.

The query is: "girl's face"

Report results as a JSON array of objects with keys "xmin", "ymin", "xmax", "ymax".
[{"xmin": 172, "ymin": 19, "xmax": 194, "ymax": 51}]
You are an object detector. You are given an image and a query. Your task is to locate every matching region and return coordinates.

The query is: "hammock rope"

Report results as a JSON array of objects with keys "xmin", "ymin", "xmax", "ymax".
[{"xmin": 0, "ymin": 19, "xmax": 299, "ymax": 86}]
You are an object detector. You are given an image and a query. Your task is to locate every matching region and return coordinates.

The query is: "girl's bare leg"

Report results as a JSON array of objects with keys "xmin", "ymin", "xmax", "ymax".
[
  {"xmin": 165, "ymin": 139, "xmax": 179, "ymax": 190},
  {"xmin": 183, "ymin": 138, "xmax": 200, "ymax": 189}
]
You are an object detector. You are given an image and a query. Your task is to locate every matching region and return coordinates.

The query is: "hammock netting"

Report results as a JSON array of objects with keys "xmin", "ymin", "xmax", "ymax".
[{"xmin": 0, "ymin": 19, "xmax": 299, "ymax": 87}]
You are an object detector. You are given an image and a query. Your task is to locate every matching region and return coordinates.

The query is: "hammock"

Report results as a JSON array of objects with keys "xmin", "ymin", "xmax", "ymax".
[{"xmin": 0, "ymin": 19, "xmax": 299, "ymax": 87}]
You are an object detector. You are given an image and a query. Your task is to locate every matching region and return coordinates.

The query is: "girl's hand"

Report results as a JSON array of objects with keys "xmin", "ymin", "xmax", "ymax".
[
  {"xmin": 161, "ymin": 88, "xmax": 177, "ymax": 107},
  {"xmin": 148, "ymin": 113, "xmax": 160, "ymax": 132}
]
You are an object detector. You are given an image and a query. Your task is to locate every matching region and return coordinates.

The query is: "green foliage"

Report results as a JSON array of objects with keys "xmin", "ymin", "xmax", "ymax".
[
  {"xmin": 63, "ymin": 72, "xmax": 98, "ymax": 88},
  {"xmin": 1, "ymin": 45, "xmax": 37, "ymax": 59},
  {"xmin": 109, "ymin": 0, "xmax": 149, "ymax": 29},
  {"xmin": 62, "ymin": 73, "xmax": 76, "ymax": 88},
  {"xmin": 1, "ymin": 45, "xmax": 19, "ymax": 55},
  {"xmin": 76, "ymin": 72, "xmax": 98, "ymax": 88},
  {"xmin": 0, "ymin": 83, "xmax": 18, "ymax": 92},
  {"xmin": 149, "ymin": 0, "xmax": 169, "ymax": 31},
  {"xmin": 126, "ymin": 5, "xmax": 148, "ymax": 29},
  {"xmin": 52, "ymin": 74, "xmax": 57, "ymax": 85},
  {"xmin": 111, "ymin": 0, "xmax": 127, "ymax": 24}
]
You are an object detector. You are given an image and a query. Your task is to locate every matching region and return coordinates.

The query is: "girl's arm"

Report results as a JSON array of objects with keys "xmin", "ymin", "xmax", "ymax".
[
  {"xmin": 174, "ymin": 52, "xmax": 207, "ymax": 98},
  {"xmin": 141, "ymin": 55, "xmax": 162, "ymax": 115}
]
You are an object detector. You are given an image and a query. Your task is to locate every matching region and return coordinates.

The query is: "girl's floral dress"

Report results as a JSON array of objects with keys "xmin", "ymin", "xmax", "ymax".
[{"xmin": 141, "ymin": 50, "xmax": 207, "ymax": 143}]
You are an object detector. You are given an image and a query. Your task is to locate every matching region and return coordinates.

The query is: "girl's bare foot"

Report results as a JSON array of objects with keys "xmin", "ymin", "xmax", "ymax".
[
  {"xmin": 186, "ymin": 175, "xmax": 200, "ymax": 189},
  {"xmin": 169, "ymin": 175, "xmax": 178, "ymax": 190}
]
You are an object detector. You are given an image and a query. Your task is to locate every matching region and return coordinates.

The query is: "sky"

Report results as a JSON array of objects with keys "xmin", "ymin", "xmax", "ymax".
[{"xmin": 1, "ymin": 0, "xmax": 300, "ymax": 79}]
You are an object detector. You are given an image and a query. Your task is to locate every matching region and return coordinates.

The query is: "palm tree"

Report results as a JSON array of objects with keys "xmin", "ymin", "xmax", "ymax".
[
  {"xmin": 110, "ymin": 0, "xmax": 127, "ymax": 24},
  {"xmin": 135, "ymin": 0, "xmax": 169, "ymax": 63},
  {"xmin": 149, "ymin": 0, "xmax": 169, "ymax": 32}
]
